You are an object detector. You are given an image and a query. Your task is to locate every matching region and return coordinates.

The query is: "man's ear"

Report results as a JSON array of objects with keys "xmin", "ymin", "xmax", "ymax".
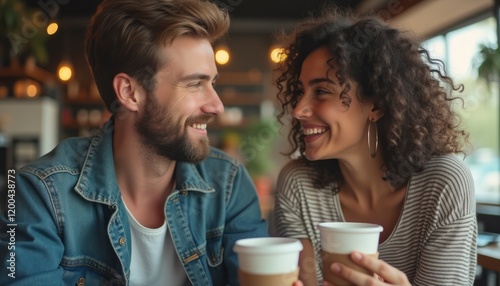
[{"xmin": 112, "ymin": 73, "xmax": 145, "ymax": 112}]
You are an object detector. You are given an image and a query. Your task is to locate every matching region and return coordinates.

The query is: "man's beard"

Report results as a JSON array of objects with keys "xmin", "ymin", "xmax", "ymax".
[{"xmin": 135, "ymin": 94, "xmax": 214, "ymax": 163}]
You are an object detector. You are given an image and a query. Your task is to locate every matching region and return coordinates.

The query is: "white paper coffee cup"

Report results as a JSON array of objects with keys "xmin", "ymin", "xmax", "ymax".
[
  {"xmin": 317, "ymin": 222, "xmax": 383, "ymax": 254},
  {"xmin": 233, "ymin": 237, "xmax": 303, "ymax": 275}
]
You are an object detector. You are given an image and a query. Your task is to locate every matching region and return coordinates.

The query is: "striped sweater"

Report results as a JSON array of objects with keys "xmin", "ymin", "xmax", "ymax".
[{"xmin": 274, "ymin": 154, "xmax": 477, "ymax": 286}]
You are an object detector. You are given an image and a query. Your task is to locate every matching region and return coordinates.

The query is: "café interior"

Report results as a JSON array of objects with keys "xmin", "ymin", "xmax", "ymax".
[{"xmin": 0, "ymin": 0, "xmax": 499, "ymax": 285}]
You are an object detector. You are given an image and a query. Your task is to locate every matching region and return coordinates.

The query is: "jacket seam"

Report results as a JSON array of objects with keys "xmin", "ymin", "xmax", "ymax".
[{"xmin": 225, "ymin": 164, "xmax": 238, "ymax": 206}]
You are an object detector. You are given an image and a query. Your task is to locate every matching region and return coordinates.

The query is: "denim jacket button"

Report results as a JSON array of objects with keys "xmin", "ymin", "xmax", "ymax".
[
  {"xmin": 77, "ymin": 277, "xmax": 85, "ymax": 286},
  {"xmin": 180, "ymin": 190, "xmax": 188, "ymax": 196},
  {"xmin": 119, "ymin": 237, "xmax": 126, "ymax": 246}
]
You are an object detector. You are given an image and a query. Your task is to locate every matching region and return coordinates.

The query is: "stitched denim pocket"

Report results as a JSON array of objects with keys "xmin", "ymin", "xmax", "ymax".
[{"xmin": 206, "ymin": 234, "xmax": 224, "ymax": 267}]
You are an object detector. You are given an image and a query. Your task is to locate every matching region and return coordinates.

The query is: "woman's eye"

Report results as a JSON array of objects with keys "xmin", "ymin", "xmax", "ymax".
[{"xmin": 316, "ymin": 88, "xmax": 331, "ymax": 96}]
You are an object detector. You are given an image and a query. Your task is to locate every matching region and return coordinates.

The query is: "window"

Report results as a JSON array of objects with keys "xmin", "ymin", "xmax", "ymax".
[{"xmin": 424, "ymin": 16, "xmax": 500, "ymax": 204}]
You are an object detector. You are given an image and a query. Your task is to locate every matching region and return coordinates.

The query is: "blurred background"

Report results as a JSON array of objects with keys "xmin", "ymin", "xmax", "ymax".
[
  {"xmin": 1, "ymin": 0, "xmax": 499, "ymax": 211},
  {"xmin": 1, "ymin": 0, "xmax": 499, "ymax": 263},
  {"xmin": 1, "ymin": 0, "xmax": 500, "ymax": 284}
]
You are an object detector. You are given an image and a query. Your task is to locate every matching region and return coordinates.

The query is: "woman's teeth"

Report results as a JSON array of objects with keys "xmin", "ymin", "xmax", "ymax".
[{"xmin": 303, "ymin": 128, "xmax": 326, "ymax": 135}]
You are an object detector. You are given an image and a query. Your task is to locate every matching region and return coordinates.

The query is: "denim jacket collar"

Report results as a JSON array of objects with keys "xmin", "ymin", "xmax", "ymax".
[{"xmin": 73, "ymin": 118, "xmax": 215, "ymax": 206}]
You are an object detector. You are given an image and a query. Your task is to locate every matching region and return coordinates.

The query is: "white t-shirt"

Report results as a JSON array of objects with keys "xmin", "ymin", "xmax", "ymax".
[{"xmin": 124, "ymin": 203, "xmax": 189, "ymax": 286}]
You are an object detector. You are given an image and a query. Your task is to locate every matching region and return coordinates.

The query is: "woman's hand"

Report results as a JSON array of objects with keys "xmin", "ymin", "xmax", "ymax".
[{"xmin": 322, "ymin": 251, "xmax": 411, "ymax": 286}]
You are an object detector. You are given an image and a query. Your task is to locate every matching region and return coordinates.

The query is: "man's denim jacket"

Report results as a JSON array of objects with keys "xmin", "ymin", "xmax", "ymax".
[{"xmin": 0, "ymin": 119, "xmax": 268, "ymax": 285}]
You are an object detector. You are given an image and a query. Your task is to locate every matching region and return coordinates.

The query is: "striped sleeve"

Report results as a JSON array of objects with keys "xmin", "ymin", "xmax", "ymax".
[
  {"xmin": 274, "ymin": 161, "xmax": 309, "ymax": 239},
  {"xmin": 413, "ymin": 213, "xmax": 477, "ymax": 285},
  {"xmin": 411, "ymin": 155, "xmax": 477, "ymax": 285}
]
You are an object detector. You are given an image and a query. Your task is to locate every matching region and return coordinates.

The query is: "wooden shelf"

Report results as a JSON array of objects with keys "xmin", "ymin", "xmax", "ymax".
[
  {"xmin": 60, "ymin": 97, "xmax": 109, "ymax": 139},
  {"xmin": 0, "ymin": 61, "xmax": 57, "ymax": 83},
  {"xmin": 477, "ymin": 242, "xmax": 500, "ymax": 272},
  {"xmin": 64, "ymin": 96, "xmax": 104, "ymax": 106},
  {"xmin": 216, "ymin": 71, "xmax": 266, "ymax": 85},
  {"xmin": 220, "ymin": 92, "xmax": 264, "ymax": 106}
]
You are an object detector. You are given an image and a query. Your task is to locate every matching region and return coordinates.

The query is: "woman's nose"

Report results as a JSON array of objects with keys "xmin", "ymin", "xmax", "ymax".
[{"xmin": 292, "ymin": 103, "xmax": 312, "ymax": 119}]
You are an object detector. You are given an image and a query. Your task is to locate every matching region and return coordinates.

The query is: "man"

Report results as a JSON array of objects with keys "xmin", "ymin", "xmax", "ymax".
[{"xmin": 0, "ymin": 0, "xmax": 268, "ymax": 285}]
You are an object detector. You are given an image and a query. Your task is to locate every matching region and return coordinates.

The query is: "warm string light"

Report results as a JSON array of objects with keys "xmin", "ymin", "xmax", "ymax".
[
  {"xmin": 58, "ymin": 63, "xmax": 73, "ymax": 81},
  {"xmin": 270, "ymin": 47, "xmax": 286, "ymax": 63},
  {"xmin": 13, "ymin": 80, "xmax": 41, "ymax": 98},
  {"xmin": 47, "ymin": 22, "xmax": 58, "ymax": 35},
  {"xmin": 54, "ymin": 40, "xmax": 282, "ymax": 85},
  {"xmin": 58, "ymin": 28, "xmax": 74, "ymax": 82},
  {"xmin": 215, "ymin": 45, "xmax": 286, "ymax": 65},
  {"xmin": 215, "ymin": 48, "xmax": 230, "ymax": 65},
  {"xmin": 26, "ymin": 84, "xmax": 38, "ymax": 97}
]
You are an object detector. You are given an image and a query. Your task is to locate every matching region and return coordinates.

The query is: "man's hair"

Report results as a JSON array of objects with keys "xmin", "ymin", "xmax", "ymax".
[{"xmin": 84, "ymin": 0, "xmax": 229, "ymax": 112}]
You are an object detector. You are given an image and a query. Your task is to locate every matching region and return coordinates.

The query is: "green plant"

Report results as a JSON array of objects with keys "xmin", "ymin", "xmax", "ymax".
[
  {"xmin": 475, "ymin": 43, "xmax": 500, "ymax": 87},
  {"xmin": 240, "ymin": 119, "xmax": 279, "ymax": 178},
  {"xmin": 0, "ymin": 0, "xmax": 48, "ymax": 66}
]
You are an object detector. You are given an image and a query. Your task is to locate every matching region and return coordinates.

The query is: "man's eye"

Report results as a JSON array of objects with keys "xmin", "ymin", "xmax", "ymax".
[{"xmin": 188, "ymin": 82, "xmax": 201, "ymax": 88}]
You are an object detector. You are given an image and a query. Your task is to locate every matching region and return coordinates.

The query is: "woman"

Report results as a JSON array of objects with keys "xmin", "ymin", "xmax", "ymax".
[{"xmin": 274, "ymin": 7, "xmax": 477, "ymax": 286}]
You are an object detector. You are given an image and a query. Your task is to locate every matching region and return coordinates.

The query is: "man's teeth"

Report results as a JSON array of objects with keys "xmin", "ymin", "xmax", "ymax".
[
  {"xmin": 192, "ymin": 123, "xmax": 207, "ymax": 130},
  {"xmin": 303, "ymin": 128, "xmax": 326, "ymax": 135}
]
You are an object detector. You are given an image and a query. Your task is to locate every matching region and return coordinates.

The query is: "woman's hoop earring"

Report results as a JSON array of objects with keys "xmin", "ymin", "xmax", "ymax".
[{"xmin": 368, "ymin": 119, "xmax": 378, "ymax": 158}]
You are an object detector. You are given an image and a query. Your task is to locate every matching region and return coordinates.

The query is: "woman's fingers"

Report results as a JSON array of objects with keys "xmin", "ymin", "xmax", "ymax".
[
  {"xmin": 321, "ymin": 252, "xmax": 410, "ymax": 286},
  {"xmin": 348, "ymin": 251, "xmax": 410, "ymax": 285},
  {"xmin": 328, "ymin": 261, "xmax": 384, "ymax": 286}
]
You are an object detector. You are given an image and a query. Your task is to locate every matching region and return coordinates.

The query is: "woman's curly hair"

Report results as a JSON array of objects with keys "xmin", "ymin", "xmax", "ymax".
[{"xmin": 276, "ymin": 7, "xmax": 469, "ymax": 190}]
